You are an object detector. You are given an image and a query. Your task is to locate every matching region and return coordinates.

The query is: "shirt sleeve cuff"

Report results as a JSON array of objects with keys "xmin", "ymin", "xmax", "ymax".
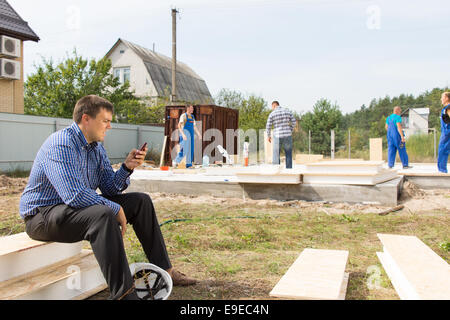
[{"xmin": 104, "ymin": 198, "xmax": 120, "ymax": 215}]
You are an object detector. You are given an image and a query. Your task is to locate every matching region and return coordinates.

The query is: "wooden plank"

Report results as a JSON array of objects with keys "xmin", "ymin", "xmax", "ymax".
[
  {"xmin": 304, "ymin": 161, "xmax": 385, "ymax": 174},
  {"xmin": 0, "ymin": 233, "xmax": 83, "ymax": 282},
  {"xmin": 160, "ymin": 136, "xmax": 168, "ymax": 167},
  {"xmin": 338, "ymin": 273, "xmax": 349, "ymax": 300},
  {"xmin": 306, "ymin": 160, "xmax": 384, "ymax": 167},
  {"xmin": 0, "ymin": 250, "xmax": 106, "ymax": 300},
  {"xmin": 270, "ymin": 248, "xmax": 349, "ymax": 300},
  {"xmin": 0, "ymin": 232, "xmax": 49, "ymax": 257},
  {"xmin": 303, "ymin": 170, "xmax": 398, "ymax": 185},
  {"xmin": 295, "ymin": 154, "xmax": 324, "ymax": 164},
  {"xmin": 370, "ymin": 138, "xmax": 383, "ymax": 161},
  {"xmin": 377, "ymin": 234, "xmax": 450, "ymax": 300},
  {"xmin": 236, "ymin": 174, "xmax": 301, "ymax": 185}
]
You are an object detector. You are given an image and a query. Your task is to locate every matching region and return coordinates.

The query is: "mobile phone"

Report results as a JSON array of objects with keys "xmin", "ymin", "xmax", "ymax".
[
  {"xmin": 139, "ymin": 142, "xmax": 148, "ymax": 151},
  {"xmin": 135, "ymin": 142, "xmax": 147, "ymax": 159}
]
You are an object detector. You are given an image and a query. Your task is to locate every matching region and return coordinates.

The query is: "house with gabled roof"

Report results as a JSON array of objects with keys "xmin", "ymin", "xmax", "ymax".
[
  {"xmin": 0, "ymin": 0, "xmax": 39, "ymax": 114},
  {"xmin": 104, "ymin": 38, "xmax": 213, "ymax": 105}
]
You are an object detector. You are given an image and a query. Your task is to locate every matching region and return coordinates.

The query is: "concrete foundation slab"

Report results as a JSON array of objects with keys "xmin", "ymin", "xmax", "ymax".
[{"xmin": 128, "ymin": 175, "xmax": 404, "ymax": 206}]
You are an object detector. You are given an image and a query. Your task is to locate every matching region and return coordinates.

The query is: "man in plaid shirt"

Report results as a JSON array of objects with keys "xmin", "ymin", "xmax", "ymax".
[{"xmin": 266, "ymin": 101, "xmax": 297, "ymax": 168}]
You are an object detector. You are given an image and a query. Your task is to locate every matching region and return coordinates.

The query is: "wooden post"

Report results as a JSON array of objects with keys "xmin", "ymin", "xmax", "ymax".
[
  {"xmin": 160, "ymin": 136, "xmax": 168, "ymax": 167},
  {"xmin": 331, "ymin": 130, "xmax": 335, "ymax": 160}
]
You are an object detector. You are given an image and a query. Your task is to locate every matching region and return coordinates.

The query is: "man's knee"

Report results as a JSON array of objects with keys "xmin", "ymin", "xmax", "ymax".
[
  {"xmin": 129, "ymin": 192, "xmax": 152, "ymax": 205},
  {"xmin": 91, "ymin": 205, "xmax": 116, "ymax": 222}
]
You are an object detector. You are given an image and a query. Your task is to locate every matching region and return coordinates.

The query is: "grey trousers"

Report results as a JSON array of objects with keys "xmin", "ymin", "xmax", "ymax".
[{"xmin": 24, "ymin": 192, "xmax": 172, "ymax": 300}]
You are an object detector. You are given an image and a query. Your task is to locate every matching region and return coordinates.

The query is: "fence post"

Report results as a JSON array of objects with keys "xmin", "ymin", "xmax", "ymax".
[
  {"xmin": 308, "ymin": 130, "xmax": 311, "ymax": 154},
  {"xmin": 433, "ymin": 128, "xmax": 436, "ymax": 160},
  {"xmin": 331, "ymin": 129, "xmax": 335, "ymax": 160},
  {"xmin": 348, "ymin": 129, "xmax": 351, "ymax": 159},
  {"xmin": 137, "ymin": 126, "xmax": 142, "ymax": 149}
]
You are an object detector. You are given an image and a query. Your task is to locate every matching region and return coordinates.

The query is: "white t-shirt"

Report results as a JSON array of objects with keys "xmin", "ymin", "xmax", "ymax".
[{"xmin": 179, "ymin": 113, "xmax": 195, "ymax": 129}]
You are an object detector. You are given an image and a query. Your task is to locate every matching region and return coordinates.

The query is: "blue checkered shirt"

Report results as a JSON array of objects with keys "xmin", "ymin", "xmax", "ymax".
[
  {"xmin": 266, "ymin": 106, "xmax": 297, "ymax": 138},
  {"xmin": 19, "ymin": 122, "xmax": 131, "ymax": 219}
]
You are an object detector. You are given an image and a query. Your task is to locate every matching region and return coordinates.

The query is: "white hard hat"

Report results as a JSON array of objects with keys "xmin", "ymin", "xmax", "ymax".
[{"xmin": 129, "ymin": 263, "xmax": 173, "ymax": 300}]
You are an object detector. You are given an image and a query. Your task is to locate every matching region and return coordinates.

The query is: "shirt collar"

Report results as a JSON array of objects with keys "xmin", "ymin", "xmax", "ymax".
[{"xmin": 70, "ymin": 122, "xmax": 98, "ymax": 150}]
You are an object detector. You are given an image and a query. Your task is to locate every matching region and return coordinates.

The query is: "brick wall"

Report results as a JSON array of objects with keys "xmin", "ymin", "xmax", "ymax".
[{"xmin": 0, "ymin": 40, "xmax": 24, "ymax": 114}]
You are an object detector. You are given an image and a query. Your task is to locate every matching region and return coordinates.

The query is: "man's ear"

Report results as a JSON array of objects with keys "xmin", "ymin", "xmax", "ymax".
[{"xmin": 81, "ymin": 113, "xmax": 91, "ymax": 124}]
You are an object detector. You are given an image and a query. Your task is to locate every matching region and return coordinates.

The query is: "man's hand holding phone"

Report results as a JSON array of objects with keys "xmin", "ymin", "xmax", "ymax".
[{"xmin": 123, "ymin": 142, "xmax": 148, "ymax": 171}]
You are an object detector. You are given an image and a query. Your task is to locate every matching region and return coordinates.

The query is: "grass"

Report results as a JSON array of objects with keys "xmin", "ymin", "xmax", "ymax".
[
  {"xmin": 0, "ymin": 169, "xmax": 31, "ymax": 178},
  {"xmin": 334, "ymin": 133, "xmax": 443, "ymax": 163},
  {"xmin": 1, "ymin": 193, "xmax": 448, "ymax": 300},
  {"xmin": 126, "ymin": 201, "xmax": 448, "ymax": 300}
]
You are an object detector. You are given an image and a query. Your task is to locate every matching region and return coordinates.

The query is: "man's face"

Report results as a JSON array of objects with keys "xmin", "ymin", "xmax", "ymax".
[
  {"xmin": 85, "ymin": 108, "xmax": 112, "ymax": 143},
  {"xmin": 272, "ymin": 103, "xmax": 278, "ymax": 110},
  {"xmin": 442, "ymin": 94, "xmax": 449, "ymax": 105}
]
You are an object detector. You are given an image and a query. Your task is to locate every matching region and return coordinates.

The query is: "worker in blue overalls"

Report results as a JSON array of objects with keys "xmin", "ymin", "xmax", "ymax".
[
  {"xmin": 174, "ymin": 105, "xmax": 202, "ymax": 168},
  {"xmin": 438, "ymin": 92, "xmax": 450, "ymax": 173},
  {"xmin": 385, "ymin": 106, "xmax": 412, "ymax": 169}
]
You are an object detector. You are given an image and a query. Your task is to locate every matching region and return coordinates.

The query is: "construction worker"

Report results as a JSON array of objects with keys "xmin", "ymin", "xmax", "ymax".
[
  {"xmin": 385, "ymin": 106, "xmax": 412, "ymax": 169},
  {"xmin": 174, "ymin": 105, "xmax": 202, "ymax": 168},
  {"xmin": 438, "ymin": 92, "xmax": 450, "ymax": 173},
  {"xmin": 266, "ymin": 101, "xmax": 297, "ymax": 169}
]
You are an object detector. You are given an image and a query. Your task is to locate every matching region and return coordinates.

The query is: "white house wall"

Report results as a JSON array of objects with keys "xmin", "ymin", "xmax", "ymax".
[{"xmin": 107, "ymin": 42, "xmax": 157, "ymax": 98}]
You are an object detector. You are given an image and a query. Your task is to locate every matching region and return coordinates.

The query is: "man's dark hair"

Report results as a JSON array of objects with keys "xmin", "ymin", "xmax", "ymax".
[
  {"xmin": 272, "ymin": 101, "xmax": 280, "ymax": 106},
  {"xmin": 73, "ymin": 95, "xmax": 114, "ymax": 124}
]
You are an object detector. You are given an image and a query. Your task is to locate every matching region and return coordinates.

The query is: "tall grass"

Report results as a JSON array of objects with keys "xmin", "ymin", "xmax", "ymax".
[
  {"xmin": 406, "ymin": 133, "xmax": 439, "ymax": 163},
  {"xmin": 333, "ymin": 133, "xmax": 441, "ymax": 163}
]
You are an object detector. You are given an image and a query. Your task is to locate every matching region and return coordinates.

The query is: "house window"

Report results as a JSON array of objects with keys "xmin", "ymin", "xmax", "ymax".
[{"xmin": 113, "ymin": 67, "xmax": 131, "ymax": 84}]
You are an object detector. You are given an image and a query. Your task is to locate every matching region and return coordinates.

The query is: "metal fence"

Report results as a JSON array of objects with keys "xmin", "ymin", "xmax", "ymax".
[
  {"xmin": 293, "ymin": 128, "xmax": 439, "ymax": 162},
  {"xmin": 0, "ymin": 112, "xmax": 165, "ymax": 172}
]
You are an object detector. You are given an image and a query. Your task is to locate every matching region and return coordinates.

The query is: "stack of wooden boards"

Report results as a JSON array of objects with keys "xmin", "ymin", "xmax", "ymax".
[
  {"xmin": 0, "ymin": 232, "xmax": 107, "ymax": 300},
  {"xmin": 270, "ymin": 249, "xmax": 349, "ymax": 300},
  {"xmin": 302, "ymin": 160, "xmax": 398, "ymax": 185},
  {"xmin": 377, "ymin": 234, "xmax": 450, "ymax": 300}
]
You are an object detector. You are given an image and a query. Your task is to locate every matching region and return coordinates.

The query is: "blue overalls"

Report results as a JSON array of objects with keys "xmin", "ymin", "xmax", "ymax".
[
  {"xmin": 437, "ymin": 104, "xmax": 450, "ymax": 173},
  {"xmin": 387, "ymin": 114, "xmax": 409, "ymax": 168},
  {"xmin": 175, "ymin": 113, "xmax": 195, "ymax": 167}
]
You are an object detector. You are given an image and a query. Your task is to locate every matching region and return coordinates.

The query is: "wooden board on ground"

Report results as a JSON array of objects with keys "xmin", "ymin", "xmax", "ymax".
[
  {"xmin": 270, "ymin": 248, "xmax": 349, "ymax": 300},
  {"xmin": 376, "ymin": 233, "xmax": 450, "ymax": 300},
  {"xmin": 295, "ymin": 154, "xmax": 324, "ymax": 164},
  {"xmin": 0, "ymin": 232, "xmax": 83, "ymax": 282},
  {"xmin": 370, "ymin": 138, "xmax": 383, "ymax": 161},
  {"xmin": 0, "ymin": 250, "xmax": 106, "ymax": 300}
]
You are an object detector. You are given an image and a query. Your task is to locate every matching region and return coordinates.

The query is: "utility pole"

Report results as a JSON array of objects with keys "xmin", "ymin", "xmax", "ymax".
[{"xmin": 171, "ymin": 8, "xmax": 178, "ymax": 104}]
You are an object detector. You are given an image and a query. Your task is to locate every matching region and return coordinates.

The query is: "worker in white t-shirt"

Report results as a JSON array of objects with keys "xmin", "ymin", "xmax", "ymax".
[{"xmin": 174, "ymin": 105, "xmax": 202, "ymax": 168}]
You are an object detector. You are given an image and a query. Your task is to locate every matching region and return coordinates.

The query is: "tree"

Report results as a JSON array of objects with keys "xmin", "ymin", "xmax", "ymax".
[
  {"xmin": 24, "ymin": 50, "xmax": 143, "ymax": 121},
  {"xmin": 215, "ymin": 88, "xmax": 271, "ymax": 130},
  {"xmin": 300, "ymin": 99, "xmax": 344, "ymax": 155},
  {"xmin": 215, "ymin": 88, "xmax": 244, "ymax": 110}
]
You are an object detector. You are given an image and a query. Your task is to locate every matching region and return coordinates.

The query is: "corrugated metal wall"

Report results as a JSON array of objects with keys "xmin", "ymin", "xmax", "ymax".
[
  {"xmin": 163, "ymin": 105, "xmax": 239, "ymax": 166},
  {"xmin": 0, "ymin": 112, "xmax": 165, "ymax": 172}
]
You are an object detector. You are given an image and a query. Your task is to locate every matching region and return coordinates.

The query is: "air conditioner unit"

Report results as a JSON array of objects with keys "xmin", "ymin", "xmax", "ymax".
[
  {"xmin": 0, "ymin": 36, "xmax": 21, "ymax": 58},
  {"xmin": 0, "ymin": 58, "xmax": 21, "ymax": 80}
]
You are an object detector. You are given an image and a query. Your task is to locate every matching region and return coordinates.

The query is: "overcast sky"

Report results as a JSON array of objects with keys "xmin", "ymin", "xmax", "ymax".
[{"xmin": 9, "ymin": 0, "xmax": 450, "ymax": 114}]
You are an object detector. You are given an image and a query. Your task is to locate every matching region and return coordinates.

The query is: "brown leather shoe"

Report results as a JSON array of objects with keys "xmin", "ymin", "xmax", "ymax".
[{"xmin": 170, "ymin": 270, "xmax": 197, "ymax": 286}]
